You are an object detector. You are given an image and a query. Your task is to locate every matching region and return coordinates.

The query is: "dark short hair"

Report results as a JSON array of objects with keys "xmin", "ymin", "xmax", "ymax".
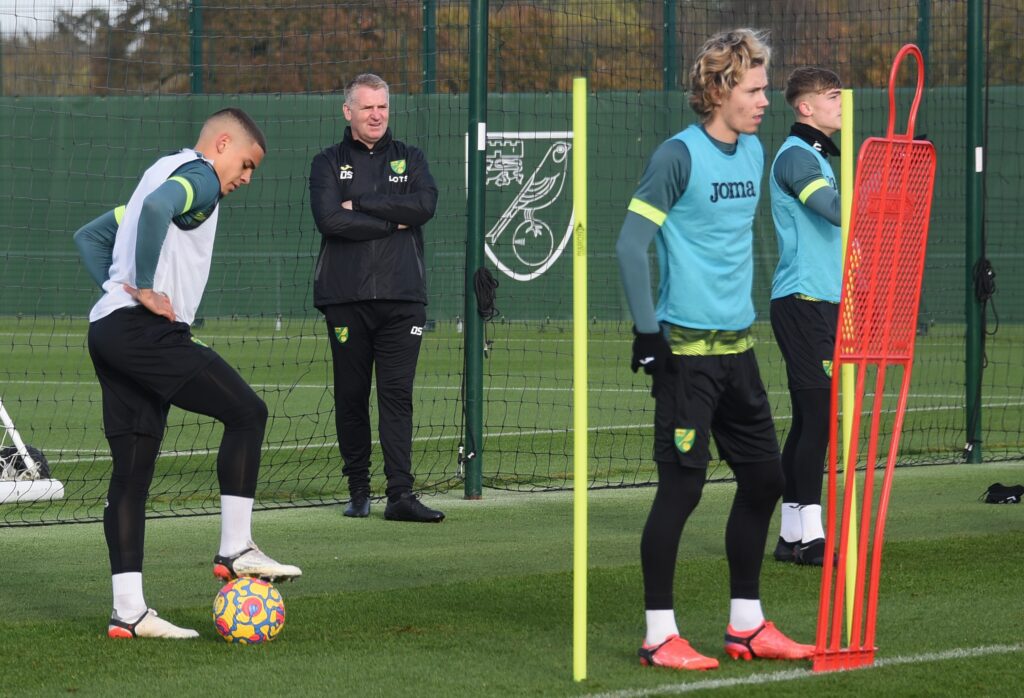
[
  {"xmin": 785, "ymin": 67, "xmax": 842, "ymax": 107},
  {"xmin": 207, "ymin": 107, "xmax": 268, "ymax": 153}
]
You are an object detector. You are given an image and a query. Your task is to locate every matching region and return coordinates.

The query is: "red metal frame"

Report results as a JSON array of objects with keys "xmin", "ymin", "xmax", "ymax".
[{"xmin": 813, "ymin": 44, "xmax": 937, "ymax": 673}]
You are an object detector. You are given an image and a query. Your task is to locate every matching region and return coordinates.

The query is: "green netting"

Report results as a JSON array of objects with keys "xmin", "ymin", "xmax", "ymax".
[{"xmin": 1, "ymin": 1, "xmax": 1021, "ymax": 525}]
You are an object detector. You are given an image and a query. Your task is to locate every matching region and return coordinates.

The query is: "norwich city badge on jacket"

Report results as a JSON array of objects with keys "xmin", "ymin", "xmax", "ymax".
[
  {"xmin": 389, "ymin": 160, "xmax": 408, "ymax": 183},
  {"xmin": 334, "ymin": 326, "xmax": 349, "ymax": 344}
]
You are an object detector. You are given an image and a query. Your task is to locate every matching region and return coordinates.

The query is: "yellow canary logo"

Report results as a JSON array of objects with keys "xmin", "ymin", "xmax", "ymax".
[
  {"xmin": 334, "ymin": 326, "xmax": 349, "ymax": 344},
  {"xmin": 674, "ymin": 428, "xmax": 695, "ymax": 453}
]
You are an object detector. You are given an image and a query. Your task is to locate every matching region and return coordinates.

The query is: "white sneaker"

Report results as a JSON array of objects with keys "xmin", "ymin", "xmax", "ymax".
[
  {"xmin": 108, "ymin": 608, "xmax": 199, "ymax": 639},
  {"xmin": 213, "ymin": 542, "xmax": 302, "ymax": 582}
]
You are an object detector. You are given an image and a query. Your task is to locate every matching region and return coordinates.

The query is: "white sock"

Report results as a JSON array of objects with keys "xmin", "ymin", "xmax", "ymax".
[
  {"xmin": 112, "ymin": 572, "xmax": 146, "ymax": 621},
  {"xmin": 728, "ymin": 598, "xmax": 764, "ymax": 632},
  {"xmin": 780, "ymin": 502, "xmax": 801, "ymax": 542},
  {"xmin": 644, "ymin": 609, "xmax": 679, "ymax": 646},
  {"xmin": 219, "ymin": 495, "xmax": 254, "ymax": 557},
  {"xmin": 800, "ymin": 504, "xmax": 825, "ymax": 542}
]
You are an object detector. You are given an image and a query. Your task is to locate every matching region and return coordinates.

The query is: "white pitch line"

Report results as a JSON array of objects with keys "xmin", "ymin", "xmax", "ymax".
[
  {"xmin": 6, "ymin": 378, "xmax": 1017, "ymax": 406},
  {"xmin": 0, "ymin": 332, "xmax": 631, "ymax": 343},
  {"xmin": 41, "ymin": 392, "xmax": 1024, "ymax": 463},
  {"xmin": 583, "ymin": 643, "xmax": 1023, "ymax": 698},
  {"xmin": 0, "ymin": 379, "xmax": 670, "ymax": 395},
  {"xmin": 11, "ymin": 373, "xmax": 1022, "ymax": 409},
  {"xmin": 0, "ymin": 331, "xmax": 992, "ymax": 349},
  {"xmin": 48, "ymin": 421, "xmax": 656, "ymax": 462}
]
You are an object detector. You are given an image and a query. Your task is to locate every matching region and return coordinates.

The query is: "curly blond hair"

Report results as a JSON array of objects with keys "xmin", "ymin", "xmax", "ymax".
[{"xmin": 688, "ymin": 29, "xmax": 771, "ymax": 122}]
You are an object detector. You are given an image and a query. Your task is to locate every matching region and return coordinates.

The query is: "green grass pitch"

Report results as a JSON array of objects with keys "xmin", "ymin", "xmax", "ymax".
[{"xmin": 2, "ymin": 461, "xmax": 1022, "ymax": 695}]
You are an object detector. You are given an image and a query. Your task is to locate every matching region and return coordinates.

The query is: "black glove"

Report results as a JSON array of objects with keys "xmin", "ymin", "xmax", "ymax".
[{"xmin": 630, "ymin": 328, "xmax": 675, "ymax": 375}]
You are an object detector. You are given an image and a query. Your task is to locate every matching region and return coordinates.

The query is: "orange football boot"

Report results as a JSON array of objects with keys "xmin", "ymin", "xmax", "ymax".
[
  {"xmin": 724, "ymin": 621, "xmax": 814, "ymax": 660},
  {"xmin": 638, "ymin": 634, "xmax": 720, "ymax": 670}
]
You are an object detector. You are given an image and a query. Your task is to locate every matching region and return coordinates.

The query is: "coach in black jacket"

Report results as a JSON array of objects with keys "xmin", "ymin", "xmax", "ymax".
[{"xmin": 309, "ymin": 73, "xmax": 443, "ymax": 523}]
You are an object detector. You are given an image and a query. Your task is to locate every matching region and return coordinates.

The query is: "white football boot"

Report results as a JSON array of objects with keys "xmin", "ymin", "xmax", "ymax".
[
  {"xmin": 108, "ymin": 609, "xmax": 199, "ymax": 639},
  {"xmin": 213, "ymin": 542, "xmax": 302, "ymax": 582}
]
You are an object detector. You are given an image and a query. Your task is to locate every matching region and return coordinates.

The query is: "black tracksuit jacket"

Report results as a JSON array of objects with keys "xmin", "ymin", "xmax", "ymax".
[{"xmin": 309, "ymin": 127, "xmax": 438, "ymax": 310}]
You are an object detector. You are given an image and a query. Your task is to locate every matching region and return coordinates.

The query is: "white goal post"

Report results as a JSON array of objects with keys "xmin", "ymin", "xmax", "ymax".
[{"xmin": 0, "ymin": 397, "xmax": 65, "ymax": 504}]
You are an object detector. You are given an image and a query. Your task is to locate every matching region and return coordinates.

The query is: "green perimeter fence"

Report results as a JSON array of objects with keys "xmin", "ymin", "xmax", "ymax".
[{"xmin": 1, "ymin": 1, "xmax": 1021, "ymax": 524}]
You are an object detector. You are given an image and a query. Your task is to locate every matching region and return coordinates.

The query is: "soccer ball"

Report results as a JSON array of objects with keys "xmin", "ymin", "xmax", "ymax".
[{"xmin": 212, "ymin": 577, "xmax": 286, "ymax": 644}]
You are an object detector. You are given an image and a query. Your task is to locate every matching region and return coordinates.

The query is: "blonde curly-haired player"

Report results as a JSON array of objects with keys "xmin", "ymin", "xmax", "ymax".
[{"xmin": 616, "ymin": 30, "xmax": 814, "ymax": 670}]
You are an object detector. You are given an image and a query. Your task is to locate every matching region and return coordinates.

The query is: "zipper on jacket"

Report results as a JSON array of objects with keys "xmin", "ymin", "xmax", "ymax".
[{"xmin": 369, "ymin": 148, "xmax": 378, "ymax": 298}]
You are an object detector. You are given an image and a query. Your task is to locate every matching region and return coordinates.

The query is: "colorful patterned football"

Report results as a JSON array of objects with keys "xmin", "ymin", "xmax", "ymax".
[{"xmin": 212, "ymin": 577, "xmax": 286, "ymax": 644}]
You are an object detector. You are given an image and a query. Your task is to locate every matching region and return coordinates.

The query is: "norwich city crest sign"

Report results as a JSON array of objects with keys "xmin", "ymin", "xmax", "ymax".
[{"xmin": 478, "ymin": 132, "xmax": 575, "ymax": 282}]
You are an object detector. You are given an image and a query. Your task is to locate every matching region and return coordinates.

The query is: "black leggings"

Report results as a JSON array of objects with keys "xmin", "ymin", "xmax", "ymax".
[
  {"xmin": 641, "ymin": 458, "xmax": 783, "ymax": 609},
  {"xmin": 104, "ymin": 357, "xmax": 267, "ymax": 574},
  {"xmin": 780, "ymin": 388, "xmax": 830, "ymax": 505}
]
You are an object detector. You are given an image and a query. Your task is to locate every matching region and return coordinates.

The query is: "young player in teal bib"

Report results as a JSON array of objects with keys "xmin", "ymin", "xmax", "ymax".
[
  {"xmin": 768, "ymin": 68, "xmax": 843, "ymax": 567},
  {"xmin": 616, "ymin": 29, "xmax": 814, "ymax": 671}
]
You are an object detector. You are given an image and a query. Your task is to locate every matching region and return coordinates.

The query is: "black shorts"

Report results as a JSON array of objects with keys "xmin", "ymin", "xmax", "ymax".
[
  {"xmin": 653, "ymin": 349, "xmax": 779, "ymax": 468},
  {"xmin": 770, "ymin": 295, "xmax": 839, "ymax": 392},
  {"xmin": 87, "ymin": 307, "xmax": 218, "ymax": 438}
]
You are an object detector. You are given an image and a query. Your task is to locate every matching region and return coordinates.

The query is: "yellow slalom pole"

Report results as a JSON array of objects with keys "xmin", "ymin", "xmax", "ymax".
[
  {"xmin": 571, "ymin": 76, "xmax": 589, "ymax": 683},
  {"xmin": 839, "ymin": 88, "xmax": 859, "ymax": 641}
]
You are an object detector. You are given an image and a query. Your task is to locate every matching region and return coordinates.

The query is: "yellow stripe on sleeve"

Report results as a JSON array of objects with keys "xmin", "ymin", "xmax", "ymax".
[
  {"xmin": 797, "ymin": 178, "xmax": 829, "ymax": 204},
  {"xmin": 627, "ymin": 198, "xmax": 667, "ymax": 226},
  {"xmin": 168, "ymin": 175, "xmax": 195, "ymax": 213},
  {"xmin": 113, "ymin": 205, "xmax": 127, "ymax": 225}
]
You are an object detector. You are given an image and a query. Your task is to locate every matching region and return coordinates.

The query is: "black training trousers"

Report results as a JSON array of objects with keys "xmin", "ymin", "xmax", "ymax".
[{"xmin": 324, "ymin": 300, "xmax": 426, "ymax": 501}]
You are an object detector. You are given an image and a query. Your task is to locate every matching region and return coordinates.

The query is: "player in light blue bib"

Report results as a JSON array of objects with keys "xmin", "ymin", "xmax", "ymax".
[
  {"xmin": 617, "ymin": 29, "xmax": 814, "ymax": 671},
  {"xmin": 768, "ymin": 68, "xmax": 843, "ymax": 568}
]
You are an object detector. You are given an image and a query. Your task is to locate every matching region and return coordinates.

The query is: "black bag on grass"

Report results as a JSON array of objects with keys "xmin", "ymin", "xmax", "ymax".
[{"xmin": 981, "ymin": 483, "xmax": 1024, "ymax": 504}]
